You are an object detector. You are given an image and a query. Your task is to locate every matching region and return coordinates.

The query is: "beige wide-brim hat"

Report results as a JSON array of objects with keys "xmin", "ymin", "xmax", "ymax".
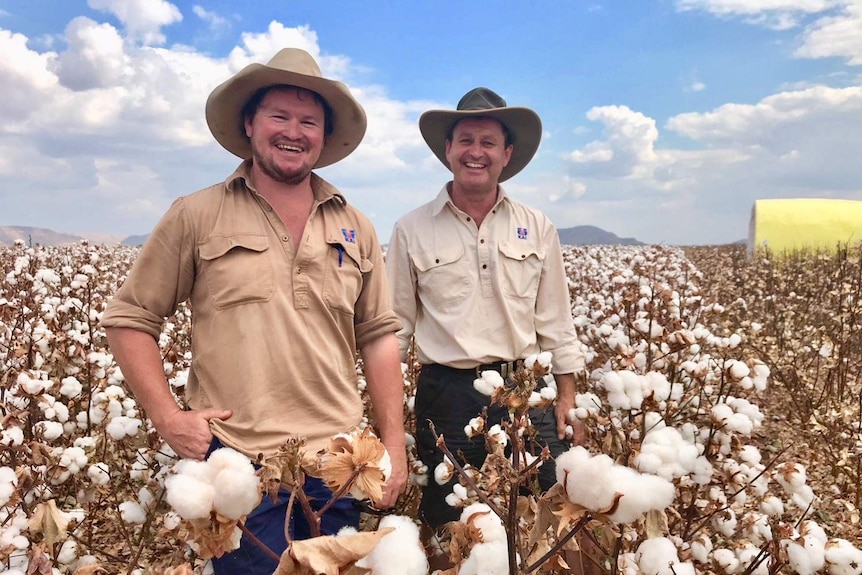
[
  {"xmin": 419, "ymin": 87, "xmax": 542, "ymax": 182},
  {"xmin": 205, "ymin": 47, "xmax": 366, "ymax": 168}
]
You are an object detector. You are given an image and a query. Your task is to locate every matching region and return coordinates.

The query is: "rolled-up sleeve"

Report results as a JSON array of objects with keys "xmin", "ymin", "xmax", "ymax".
[
  {"xmin": 535, "ymin": 222, "xmax": 585, "ymax": 375},
  {"xmin": 100, "ymin": 198, "xmax": 197, "ymax": 339},
  {"xmin": 384, "ymin": 221, "xmax": 419, "ymax": 362},
  {"xmin": 354, "ymin": 225, "xmax": 402, "ymax": 348}
]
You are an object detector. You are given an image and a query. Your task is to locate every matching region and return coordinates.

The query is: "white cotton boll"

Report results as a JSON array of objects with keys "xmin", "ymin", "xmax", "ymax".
[
  {"xmin": 536, "ymin": 351, "xmax": 553, "ymax": 368},
  {"xmin": 739, "ymin": 445, "xmax": 762, "ymax": 465},
  {"xmin": 212, "ymin": 467, "xmax": 261, "ymax": 520},
  {"xmin": 458, "ymin": 540, "xmax": 510, "ymax": 575},
  {"xmin": 165, "ymin": 474, "xmax": 215, "ymax": 520},
  {"xmin": 355, "ymin": 515, "xmax": 428, "ymax": 575},
  {"xmin": 0, "ymin": 467, "xmax": 18, "ymax": 507},
  {"xmin": 784, "ymin": 539, "xmax": 819, "ymax": 575},
  {"xmin": 646, "ymin": 371, "xmax": 671, "ymax": 402},
  {"xmin": 473, "ymin": 371, "xmax": 504, "ymax": 396},
  {"xmin": 1, "ymin": 427, "xmax": 24, "ymax": 447},
  {"xmin": 460, "ymin": 503, "xmax": 507, "ymax": 544},
  {"xmin": 61, "ymin": 446, "xmax": 88, "ymax": 472},
  {"xmin": 56, "ymin": 539, "xmax": 78, "ymax": 564},
  {"xmin": 487, "ymin": 424, "xmax": 508, "ymax": 447},
  {"xmin": 556, "ymin": 446, "xmax": 675, "ymax": 524},
  {"xmin": 760, "ymin": 495, "xmax": 784, "ymax": 516},
  {"xmin": 19, "ymin": 373, "xmax": 48, "ymax": 395},
  {"xmin": 713, "ymin": 547, "xmax": 741, "ymax": 574},
  {"xmin": 711, "ymin": 404, "xmax": 735, "ymax": 426},
  {"xmin": 59, "ymin": 377, "xmax": 83, "ymax": 398},
  {"xmin": 87, "ymin": 463, "xmax": 110, "ymax": 486},
  {"xmin": 105, "ymin": 416, "xmax": 142, "ymax": 440},
  {"xmin": 825, "ymin": 538, "xmax": 862, "ymax": 575},
  {"xmin": 119, "ymin": 501, "xmax": 147, "ymax": 524},
  {"xmin": 690, "ymin": 533, "xmax": 712, "ymax": 563},
  {"xmin": 163, "ymin": 512, "xmax": 182, "ymax": 530},
  {"xmin": 636, "ymin": 537, "xmax": 693, "ymax": 575},
  {"xmin": 464, "ymin": 416, "xmax": 484, "ymax": 438},
  {"xmin": 173, "ymin": 459, "xmax": 218, "ymax": 484},
  {"xmin": 712, "ymin": 508, "xmax": 738, "ymax": 537},
  {"xmin": 435, "ymin": 461, "xmax": 454, "ymax": 485},
  {"xmin": 575, "ymin": 392, "xmax": 601, "ymax": 415},
  {"xmin": 36, "ymin": 420, "xmax": 64, "ymax": 441},
  {"xmin": 207, "ymin": 448, "xmax": 253, "ymax": 475}
]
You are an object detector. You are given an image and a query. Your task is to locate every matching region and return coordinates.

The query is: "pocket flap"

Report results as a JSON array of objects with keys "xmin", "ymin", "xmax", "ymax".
[
  {"xmin": 498, "ymin": 239, "xmax": 544, "ymax": 261},
  {"xmin": 410, "ymin": 244, "xmax": 465, "ymax": 272},
  {"xmin": 199, "ymin": 234, "xmax": 269, "ymax": 261},
  {"xmin": 326, "ymin": 239, "xmax": 372, "ymax": 273}
]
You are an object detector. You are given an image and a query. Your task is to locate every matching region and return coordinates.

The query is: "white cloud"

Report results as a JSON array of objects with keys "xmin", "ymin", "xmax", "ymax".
[
  {"xmin": 51, "ymin": 17, "xmax": 127, "ymax": 91},
  {"xmin": 192, "ymin": 5, "xmax": 229, "ymax": 30},
  {"xmin": 795, "ymin": 1, "xmax": 862, "ymax": 64},
  {"xmin": 88, "ymin": 0, "xmax": 182, "ymax": 45},
  {"xmin": 687, "ymin": 81, "xmax": 707, "ymax": 92},
  {"xmin": 555, "ymin": 83, "xmax": 862, "ymax": 244}
]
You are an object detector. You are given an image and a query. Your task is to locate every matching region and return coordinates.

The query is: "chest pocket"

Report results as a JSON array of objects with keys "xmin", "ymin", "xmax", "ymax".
[
  {"xmin": 498, "ymin": 240, "xmax": 544, "ymax": 299},
  {"xmin": 198, "ymin": 234, "xmax": 274, "ymax": 309},
  {"xmin": 410, "ymin": 244, "xmax": 472, "ymax": 309},
  {"xmin": 323, "ymin": 239, "xmax": 370, "ymax": 315}
]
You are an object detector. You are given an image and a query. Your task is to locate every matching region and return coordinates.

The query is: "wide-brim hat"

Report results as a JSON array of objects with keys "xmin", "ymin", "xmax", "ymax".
[
  {"xmin": 205, "ymin": 48, "xmax": 366, "ymax": 168},
  {"xmin": 418, "ymin": 87, "xmax": 542, "ymax": 182}
]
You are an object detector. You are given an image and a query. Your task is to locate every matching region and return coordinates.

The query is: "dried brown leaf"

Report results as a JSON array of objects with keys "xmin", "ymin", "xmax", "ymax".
[
  {"xmin": 274, "ymin": 528, "xmax": 394, "ymax": 575},
  {"xmin": 27, "ymin": 500, "xmax": 69, "ymax": 552}
]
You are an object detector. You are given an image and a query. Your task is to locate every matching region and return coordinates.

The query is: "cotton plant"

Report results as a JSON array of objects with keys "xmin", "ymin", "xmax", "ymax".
[{"xmin": 164, "ymin": 447, "xmax": 262, "ymax": 560}]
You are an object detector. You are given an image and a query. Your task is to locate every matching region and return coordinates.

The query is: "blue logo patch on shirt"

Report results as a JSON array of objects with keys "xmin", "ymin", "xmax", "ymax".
[
  {"xmin": 341, "ymin": 228, "xmax": 356, "ymax": 243},
  {"xmin": 517, "ymin": 227, "xmax": 528, "ymax": 240}
]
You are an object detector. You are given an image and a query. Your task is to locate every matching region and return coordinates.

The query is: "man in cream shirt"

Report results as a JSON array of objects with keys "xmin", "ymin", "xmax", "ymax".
[{"xmin": 386, "ymin": 87, "xmax": 585, "ymax": 532}]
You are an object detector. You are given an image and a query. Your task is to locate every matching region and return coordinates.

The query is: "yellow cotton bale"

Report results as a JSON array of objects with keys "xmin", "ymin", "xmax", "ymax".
[{"xmin": 748, "ymin": 198, "xmax": 862, "ymax": 255}]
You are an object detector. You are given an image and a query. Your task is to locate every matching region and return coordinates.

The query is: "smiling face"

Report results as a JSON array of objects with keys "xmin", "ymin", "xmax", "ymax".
[
  {"xmin": 243, "ymin": 86, "xmax": 326, "ymax": 187},
  {"xmin": 445, "ymin": 117, "xmax": 513, "ymax": 196}
]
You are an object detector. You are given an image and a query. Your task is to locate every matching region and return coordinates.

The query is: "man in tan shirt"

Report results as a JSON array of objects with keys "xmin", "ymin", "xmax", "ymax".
[
  {"xmin": 386, "ymin": 87, "xmax": 585, "ymax": 531},
  {"xmin": 101, "ymin": 48, "xmax": 406, "ymax": 574}
]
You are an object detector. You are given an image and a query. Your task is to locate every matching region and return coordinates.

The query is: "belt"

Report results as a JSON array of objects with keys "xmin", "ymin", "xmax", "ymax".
[
  {"xmin": 424, "ymin": 360, "xmax": 525, "ymax": 379},
  {"xmin": 476, "ymin": 359, "xmax": 524, "ymax": 379}
]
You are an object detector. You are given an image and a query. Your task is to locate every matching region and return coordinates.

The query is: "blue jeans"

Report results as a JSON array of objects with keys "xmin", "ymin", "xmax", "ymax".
[{"xmin": 207, "ymin": 437, "xmax": 360, "ymax": 574}]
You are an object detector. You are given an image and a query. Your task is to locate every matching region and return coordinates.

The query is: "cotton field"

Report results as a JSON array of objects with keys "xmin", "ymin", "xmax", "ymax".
[{"xmin": 1, "ymin": 240, "xmax": 860, "ymax": 575}]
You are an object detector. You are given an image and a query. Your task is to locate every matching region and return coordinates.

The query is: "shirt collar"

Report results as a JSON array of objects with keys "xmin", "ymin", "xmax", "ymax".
[
  {"xmin": 225, "ymin": 160, "xmax": 347, "ymax": 207},
  {"xmin": 430, "ymin": 181, "xmax": 510, "ymax": 217}
]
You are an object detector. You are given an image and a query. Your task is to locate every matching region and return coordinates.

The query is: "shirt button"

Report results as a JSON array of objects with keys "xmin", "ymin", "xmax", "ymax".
[
  {"xmin": 282, "ymin": 235, "xmax": 289, "ymax": 242},
  {"xmin": 466, "ymin": 217, "xmax": 471, "ymax": 222},
  {"xmin": 482, "ymin": 264, "xmax": 487, "ymax": 269},
  {"xmin": 480, "ymin": 239, "xmax": 485, "ymax": 244},
  {"xmin": 296, "ymin": 268, "xmax": 302, "ymax": 274},
  {"xmin": 435, "ymin": 258, "xmax": 440, "ymax": 264}
]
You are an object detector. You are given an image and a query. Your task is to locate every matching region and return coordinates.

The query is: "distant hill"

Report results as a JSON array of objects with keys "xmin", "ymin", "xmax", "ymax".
[
  {"xmin": 558, "ymin": 225, "xmax": 644, "ymax": 246},
  {"xmin": 0, "ymin": 226, "xmax": 84, "ymax": 246},
  {"xmin": 122, "ymin": 234, "xmax": 150, "ymax": 246}
]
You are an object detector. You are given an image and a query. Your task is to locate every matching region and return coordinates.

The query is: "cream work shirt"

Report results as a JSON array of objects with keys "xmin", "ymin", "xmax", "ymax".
[
  {"xmin": 102, "ymin": 161, "xmax": 400, "ymax": 456},
  {"xmin": 386, "ymin": 184, "xmax": 584, "ymax": 375}
]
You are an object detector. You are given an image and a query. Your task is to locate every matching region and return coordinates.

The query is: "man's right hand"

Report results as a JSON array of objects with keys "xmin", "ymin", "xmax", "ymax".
[{"xmin": 156, "ymin": 408, "xmax": 232, "ymax": 460}]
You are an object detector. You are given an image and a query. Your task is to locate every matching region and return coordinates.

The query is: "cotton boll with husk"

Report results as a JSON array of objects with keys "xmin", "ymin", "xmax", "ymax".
[
  {"xmin": 636, "ymin": 537, "xmax": 695, "ymax": 575},
  {"xmin": 825, "ymin": 538, "xmax": 862, "ymax": 575},
  {"xmin": 460, "ymin": 503, "xmax": 506, "ymax": 544},
  {"xmin": 354, "ymin": 515, "xmax": 428, "ymax": 575}
]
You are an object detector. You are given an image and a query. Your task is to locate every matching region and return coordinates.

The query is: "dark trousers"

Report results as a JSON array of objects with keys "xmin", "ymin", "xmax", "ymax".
[
  {"xmin": 414, "ymin": 363, "xmax": 568, "ymax": 529},
  {"xmin": 206, "ymin": 437, "xmax": 360, "ymax": 574}
]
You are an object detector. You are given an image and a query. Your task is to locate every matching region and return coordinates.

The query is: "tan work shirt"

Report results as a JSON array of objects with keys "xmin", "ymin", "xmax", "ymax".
[
  {"xmin": 101, "ymin": 161, "xmax": 400, "ymax": 456},
  {"xmin": 386, "ymin": 184, "xmax": 584, "ymax": 374}
]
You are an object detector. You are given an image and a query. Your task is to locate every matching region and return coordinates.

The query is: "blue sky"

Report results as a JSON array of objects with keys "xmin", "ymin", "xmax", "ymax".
[{"xmin": 1, "ymin": 0, "xmax": 860, "ymax": 245}]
